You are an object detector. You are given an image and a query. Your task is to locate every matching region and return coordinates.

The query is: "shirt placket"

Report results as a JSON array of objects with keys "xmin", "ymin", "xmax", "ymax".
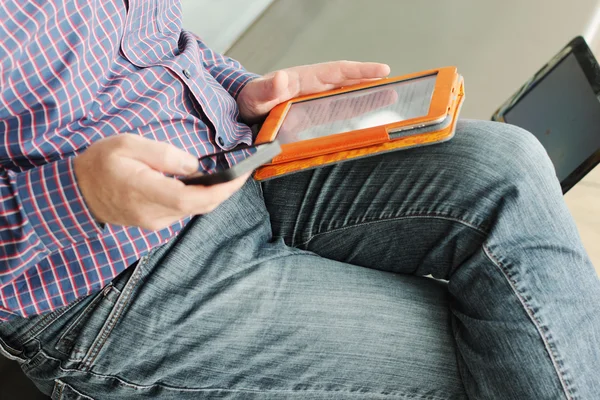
[{"xmin": 119, "ymin": 0, "xmax": 252, "ymax": 169}]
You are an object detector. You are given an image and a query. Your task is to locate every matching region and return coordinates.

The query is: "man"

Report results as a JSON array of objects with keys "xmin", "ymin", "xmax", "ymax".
[{"xmin": 1, "ymin": 1, "xmax": 598, "ymax": 399}]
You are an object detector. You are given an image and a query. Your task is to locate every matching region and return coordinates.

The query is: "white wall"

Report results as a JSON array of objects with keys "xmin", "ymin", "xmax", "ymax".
[{"xmin": 180, "ymin": 0, "xmax": 274, "ymax": 53}]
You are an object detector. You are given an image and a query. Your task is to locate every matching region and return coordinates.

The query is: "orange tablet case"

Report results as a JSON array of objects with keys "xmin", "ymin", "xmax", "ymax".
[{"xmin": 254, "ymin": 67, "xmax": 465, "ymax": 181}]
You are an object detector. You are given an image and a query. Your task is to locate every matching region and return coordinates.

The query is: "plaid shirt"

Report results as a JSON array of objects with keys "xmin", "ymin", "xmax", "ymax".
[{"xmin": 0, "ymin": 0, "xmax": 259, "ymax": 320}]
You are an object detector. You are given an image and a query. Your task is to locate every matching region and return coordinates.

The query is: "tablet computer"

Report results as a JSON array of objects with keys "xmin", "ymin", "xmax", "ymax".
[
  {"xmin": 492, "ymin": 36, "xmax": 600, "ymax": 193},
  {"xmin": 256, "ymin": 67, "xmax": 463, "ymax": 164}
]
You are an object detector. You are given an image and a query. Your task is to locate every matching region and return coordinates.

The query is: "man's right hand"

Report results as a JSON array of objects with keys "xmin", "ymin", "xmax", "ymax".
[{"xmin": 73, "ymin": 134, "xmax": 249, "ymax": 230}]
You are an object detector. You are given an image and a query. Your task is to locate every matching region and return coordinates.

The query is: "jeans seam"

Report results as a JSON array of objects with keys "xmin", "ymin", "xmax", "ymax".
[
  {"xmin": 78, "ymin": 257, "xmax": 146, "ymax": 371},
  {"xmin": 54, "ymin": 285, "xmax": 112, "ymax": 358},
  {"xmin": 15, "ymin": 295, "xmax": 88, "ymax": 348},
  {"xmin": 56, "ymin": 380, "xmax": 64, "ymax": 399},
  {"xmin": 297, "ymin": 213, "xmax": 489, "ymax": 248},
  {"xmin": 54, "ymin": 379, "xmax": 96, "ymax": 400},
  {"xmin": 36, "ymin": 349, "xmax": 454, "ymax": 399},
  {"xmin": 482, "ymin": 244, "xmax": 573, "ymax": 400},
  {"xmin": 47, "ymin": 354, "xmax": 451, "ymax": 399}
]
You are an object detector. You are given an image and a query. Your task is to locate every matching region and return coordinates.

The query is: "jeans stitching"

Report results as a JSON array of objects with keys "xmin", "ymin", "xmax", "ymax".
[
  {"xmin": 21, "ymin": 344, "xmax": 47, "ymax": 373},
  {"xmin": 78, "ymin": 256, "xmax": 147, "ymax": 371},
  {"xmin": 48, "ymin": 356, "xmax": 451, "ymax": 399},
  {"xmin": 482, "ymin": 244, "xmax": 573, "ymax": 400},
  {"xmin": 297, "ymin": 213, "xmax": 489, "ymax": 248},
  {"xmin": 54, "ymin": 379, "xmax": 96, "ymax": 400},
  {"xmin": 56, "ymin": 380, "xmax": 64, "ymax": 399},
  {"xmin": 15, "ymin": 295, "xmax": 88, "ymax": 348},
  {"xmin": 54, "ymin": 286, "xmax": 111, "ymax": 358},
  {"xmin": 28, "ymin": 348, "xmax": 456, "ymax": 399}
]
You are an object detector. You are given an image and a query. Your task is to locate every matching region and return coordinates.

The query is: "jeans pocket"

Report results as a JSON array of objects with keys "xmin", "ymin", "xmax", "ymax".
[
  {"xmin": 54, "ymin": 283, "xmax": 121, "ymax": 362},
  {"xmin": 50, "ymin": 257, "xmax": 147, "ymax": 371},
  {"xmin": 51, "ymin": 379, "xmax": 95, "ymax": 400}
]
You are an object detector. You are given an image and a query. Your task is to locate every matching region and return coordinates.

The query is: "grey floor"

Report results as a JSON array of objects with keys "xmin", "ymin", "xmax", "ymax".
[{"xmin": 2, "ymin": 1, "xmax": 600, "ymax": 398}]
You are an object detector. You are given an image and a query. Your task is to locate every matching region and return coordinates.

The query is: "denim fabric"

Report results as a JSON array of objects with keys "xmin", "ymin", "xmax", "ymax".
[{"xmin": 0, "ymin": 120, "xmax": 598, "ymax": 399}]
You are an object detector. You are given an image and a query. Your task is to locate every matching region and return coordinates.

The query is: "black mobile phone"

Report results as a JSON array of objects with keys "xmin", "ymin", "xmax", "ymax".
[{"xmin": 179, "ymin": 141, "xmax": 281, "ymax": 186}]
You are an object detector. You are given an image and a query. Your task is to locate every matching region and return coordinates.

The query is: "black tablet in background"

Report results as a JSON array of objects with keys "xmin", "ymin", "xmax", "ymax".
[{"xmin": 492, "ymin": 36, "xmax": 600, "ymax": 193}]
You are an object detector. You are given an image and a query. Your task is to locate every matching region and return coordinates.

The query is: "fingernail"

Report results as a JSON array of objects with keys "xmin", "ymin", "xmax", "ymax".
[{"xmin": 382, "ymin": 64, "xmax": 391, "ymax": 76}]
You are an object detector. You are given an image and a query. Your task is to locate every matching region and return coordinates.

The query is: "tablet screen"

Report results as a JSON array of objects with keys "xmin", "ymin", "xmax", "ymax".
[
  {"xmin": 504, "ymin": 53, "xmax": 600, "ymax": 182},
  {"xmin": 276, "ymin": 74, "xmax": 437, "ymax": 144}
]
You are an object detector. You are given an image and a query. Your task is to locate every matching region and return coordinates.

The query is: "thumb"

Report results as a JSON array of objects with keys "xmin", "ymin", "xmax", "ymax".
[
  {"xmin": 249, "ymin": 70, "xmax": 289, "ymax": 103},
  {"xmin": 114, "ymin": 135, "xmax": 199, "ymax": 175},
  {"xmin": 239, "ymin": 70, "xmax": 289, "ymax": 120}
]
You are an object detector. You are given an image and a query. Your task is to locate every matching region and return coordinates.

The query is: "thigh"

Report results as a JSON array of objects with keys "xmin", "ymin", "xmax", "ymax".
[
  {"xmin": 4, "ymin": 180, "xmax": 466, "ymax": 399},
  {"xmin": 262, "ymin": 121, "xmax": 576, "ymax": 280},
  {"xmin": 261, "ymin": 119, "xmax": 530, "ymax": 278}
]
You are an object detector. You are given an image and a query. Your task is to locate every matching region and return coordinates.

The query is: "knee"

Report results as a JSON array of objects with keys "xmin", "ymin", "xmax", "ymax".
[{"xmin": 454, "ymin": 120, "xmax": 560, "ymax": 192}]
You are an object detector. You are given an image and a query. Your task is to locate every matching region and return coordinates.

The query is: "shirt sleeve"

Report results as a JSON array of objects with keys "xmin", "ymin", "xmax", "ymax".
[
  {"xmin": 195, "ymin": 36, "xmax": 260, "ymax": 100},
  {"xmin": 0, "ymin": 157, "xmax": 104, "ymax": 287}
]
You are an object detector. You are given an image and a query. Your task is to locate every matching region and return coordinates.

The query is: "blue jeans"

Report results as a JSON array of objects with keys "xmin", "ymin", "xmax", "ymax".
[{"xmin": 1, "ymin": 120, "xmax": 598, "ymax": 399}]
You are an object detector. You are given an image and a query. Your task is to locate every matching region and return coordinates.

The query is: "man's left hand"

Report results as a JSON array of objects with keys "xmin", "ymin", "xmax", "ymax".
[{"xmin": 237, "ymin": 61, "xmax": 391, "ymax": 123}]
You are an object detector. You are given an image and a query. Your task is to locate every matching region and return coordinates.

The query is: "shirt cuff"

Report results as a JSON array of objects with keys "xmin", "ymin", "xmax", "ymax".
[{"xmin": 14, "ymin": 157, "xmax": 104, "ymax": 253}]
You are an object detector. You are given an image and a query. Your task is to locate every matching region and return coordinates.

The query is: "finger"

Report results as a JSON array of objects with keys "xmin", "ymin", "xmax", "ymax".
[
  {"xmin": 130, "ymin": 166, "xmax": 188, "ymax": 207},
  {"xmin": 336, "ymin": 78, "xmax": 384, "ymax": 87},
  {"xmin": 328, "ymin": 61, "xmax": 391, "ymax": 82},
  {"xmin": 113, "ymin": 134, "xmax": 199, "ymax": 175},
  {"xmin": 238, "ymin": 71, "xmax": 290, "ymax": 121},
  {"xmin": 261, "ymin": 62, "xmax": 390, "ymax": 102},
  {"xmin": 172, "ymin": 172, "xmax": 251, "ymax": 215},
  {"xmin": 244, "ymin": 70, "xmax": 289, "ymax": 105},
  {"xmin": 297, "ymin": 61, "xmax": 391, "ymax": 94},
  {"xmin": 126, "ymin": 169, "xmax": 246, "ymax": 226},
  {"xmin": 238, "ymin": 62, "xmax": 390, "ymax": 122}
]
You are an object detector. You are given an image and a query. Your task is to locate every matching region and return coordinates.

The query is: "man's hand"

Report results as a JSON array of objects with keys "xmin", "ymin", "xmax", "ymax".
[
  {"xmin": 237, "ymin": 61, "xmax": 391, "ymax": 122},
  {"xmin": 74, "ymin": 135, "xmax": 249, "ymax": 230}
]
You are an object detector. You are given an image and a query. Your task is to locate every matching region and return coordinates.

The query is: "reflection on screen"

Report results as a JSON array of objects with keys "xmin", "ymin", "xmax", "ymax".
[
  {"xmin": 504, "ymin": 53, "xmax": 600, "ymax": 182},
  {"xmin": 276, "ymin": 74, "xmax": 437, "ymax": 144}
]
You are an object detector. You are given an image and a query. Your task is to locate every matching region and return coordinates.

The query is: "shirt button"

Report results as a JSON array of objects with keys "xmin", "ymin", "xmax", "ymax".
[
  {"xmin": 182, "ymin": 69, "xmax": 191, "ymax": 79},
  {"xmin": 218, "ymin": 136, "xmax": 225, "ymax": 146}
]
